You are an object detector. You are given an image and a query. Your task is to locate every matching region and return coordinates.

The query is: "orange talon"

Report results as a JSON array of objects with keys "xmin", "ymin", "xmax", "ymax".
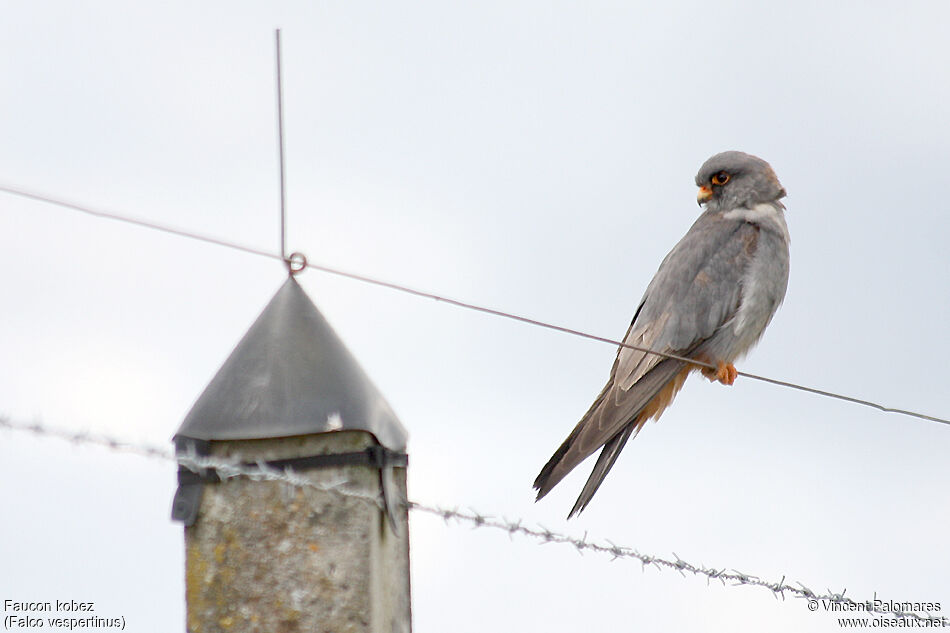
[
  {"xmin": 715, "ymin": 361, "xmax": 737, "ymax": 386},
  {"xmin": 697, "ymin": 356, "xmax": 738, "ymax": 385}
]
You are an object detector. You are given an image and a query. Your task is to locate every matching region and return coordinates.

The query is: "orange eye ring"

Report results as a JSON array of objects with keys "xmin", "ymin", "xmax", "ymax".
[{"xmin": 711, "ymin": 172, "xmax": 730, "ymax": 186}]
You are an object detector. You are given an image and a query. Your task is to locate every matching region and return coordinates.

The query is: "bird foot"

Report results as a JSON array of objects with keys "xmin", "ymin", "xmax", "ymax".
[{"xmin": 701, "ymin": 361, "xmax": 737, "ymax": 386}]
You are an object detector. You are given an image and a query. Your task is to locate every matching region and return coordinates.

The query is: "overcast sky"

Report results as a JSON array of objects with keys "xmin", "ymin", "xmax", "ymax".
[{"xmin": 2, "ymin": 2, "xmax": 949, "ymax": 632}]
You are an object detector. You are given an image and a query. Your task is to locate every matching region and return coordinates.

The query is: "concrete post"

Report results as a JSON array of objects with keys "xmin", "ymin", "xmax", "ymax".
[
  {"xmin": 172, "ymin": 277, "xmax": 411, "ymax": 632},
  {"xmin": 184, "ymin": 431, "xmax": 410, "ymax": 633}
]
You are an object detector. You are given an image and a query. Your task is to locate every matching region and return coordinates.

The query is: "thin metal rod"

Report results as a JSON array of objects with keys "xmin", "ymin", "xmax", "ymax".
[
  {"xmin": 275, "ymin": 28, "xmax": 288, "ymax": 262},
  {"xmin": 1, "ymin": 182, "xmax": 948, "ymax": 428},
  {"xmin": 0, "ymin": 184, "xmax": 282, "ymax": 262}
]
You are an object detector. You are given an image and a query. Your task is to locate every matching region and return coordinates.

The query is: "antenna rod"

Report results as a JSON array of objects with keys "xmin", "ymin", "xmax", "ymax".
[{"xmin": 275, "ymin": 28, "xmax": 288, "ymax": 263}]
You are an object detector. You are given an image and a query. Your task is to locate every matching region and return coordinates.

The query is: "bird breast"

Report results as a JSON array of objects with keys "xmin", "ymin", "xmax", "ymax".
[{"xmin": 722, "ymin": 202, "xmax": 790, "ymax": 359}]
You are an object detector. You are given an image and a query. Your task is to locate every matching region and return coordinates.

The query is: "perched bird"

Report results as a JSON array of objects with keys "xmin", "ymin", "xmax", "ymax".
[{"xmin": 534, "ymin": 151, "xmax": 790, "ymax": 518}]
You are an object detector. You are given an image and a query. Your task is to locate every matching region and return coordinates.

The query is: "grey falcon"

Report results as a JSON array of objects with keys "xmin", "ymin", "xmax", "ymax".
[{"xmin": 534, "ymin": 151, "xmax": 790, "ymax": 518}]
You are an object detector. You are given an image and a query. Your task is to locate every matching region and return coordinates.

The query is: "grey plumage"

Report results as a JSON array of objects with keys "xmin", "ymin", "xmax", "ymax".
[{"xmin": 534, "ymin": 151, "xmax": 790, "ymax": 518}]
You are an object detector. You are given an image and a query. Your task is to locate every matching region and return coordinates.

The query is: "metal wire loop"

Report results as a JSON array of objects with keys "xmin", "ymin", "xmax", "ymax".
[{"xmin": 286, "ymin": 251, "xmax": 307, "ymax": 275}]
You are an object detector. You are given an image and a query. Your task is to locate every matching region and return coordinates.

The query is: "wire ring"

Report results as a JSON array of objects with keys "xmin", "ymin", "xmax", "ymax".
[{"xmin": 286, "ymin": 251, "xmax": 307, "ymax": 275}]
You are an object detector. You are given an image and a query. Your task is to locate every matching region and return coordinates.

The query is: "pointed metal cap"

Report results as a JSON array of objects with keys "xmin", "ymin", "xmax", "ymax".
[{"xmin": 175, "ymin": 277, "xmax": 407, "ymax": 451}]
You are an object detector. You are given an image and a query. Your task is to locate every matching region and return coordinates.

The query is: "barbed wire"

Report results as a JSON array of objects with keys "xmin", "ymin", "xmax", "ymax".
[
  {"xmin": 176, "ymin": 449, "xmax": 384, "ymax": 506},
  {"xmin": 0, "ymin": 415, "xmax": 174, "ymax": 461},
  {"xmin": 409, "ymin": 505, "xmax": 945, "ymax": 624},
  {"xmin": 1, "ymin": 183, "xmax": 947, "ymax": 428},
  {"xmin": 1, "ymin": 415, "xmax": 944, "ymax": 624}
]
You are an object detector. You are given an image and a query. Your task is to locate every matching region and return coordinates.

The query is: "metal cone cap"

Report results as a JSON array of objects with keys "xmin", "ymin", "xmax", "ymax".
[{"xmin": 175, "ymin": 277, "xmax": 407, "ymax": 450}]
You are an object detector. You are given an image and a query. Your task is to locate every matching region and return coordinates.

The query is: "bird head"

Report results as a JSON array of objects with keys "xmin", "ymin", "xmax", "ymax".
[{"xmin": 695, "ymin": 151, "xmax": 786, "ymax": 211}]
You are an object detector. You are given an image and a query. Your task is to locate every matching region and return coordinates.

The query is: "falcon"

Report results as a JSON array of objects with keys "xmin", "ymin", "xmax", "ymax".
[{"xmin": 534, "ymin": 151, "xmax": 790, "ymax": 518}]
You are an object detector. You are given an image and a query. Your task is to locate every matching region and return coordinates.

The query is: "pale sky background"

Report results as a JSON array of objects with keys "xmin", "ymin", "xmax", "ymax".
[{"xmin": 2, "ymin": 2, "xmax": 949, "ymax": 632}]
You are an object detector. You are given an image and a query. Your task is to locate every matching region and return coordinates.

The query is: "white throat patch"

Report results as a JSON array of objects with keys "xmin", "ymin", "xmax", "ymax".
[{"xmin": 723, "ymin": 202, "xmax": 791, "ymax": 244}]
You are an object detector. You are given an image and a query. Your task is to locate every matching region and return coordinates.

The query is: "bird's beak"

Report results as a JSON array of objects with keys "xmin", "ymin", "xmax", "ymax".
[{"xmin": 696, "ymin": 185, "xmax": 712, "ymax": 206}]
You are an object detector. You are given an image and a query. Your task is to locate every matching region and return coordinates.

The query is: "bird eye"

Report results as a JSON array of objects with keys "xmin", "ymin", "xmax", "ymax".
[{"xmin": 711, "ymin": 172, "xmax": 730, "ymax": 186}]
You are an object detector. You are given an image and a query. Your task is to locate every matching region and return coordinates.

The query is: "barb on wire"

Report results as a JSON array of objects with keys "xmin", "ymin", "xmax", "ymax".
[
  {"xmin": 0, "ymin": 183, "xmax": 947, "ymax": 427},
  {"xmin": 1, "ymin": 415, "xmax": 945, "ymax": 625}
]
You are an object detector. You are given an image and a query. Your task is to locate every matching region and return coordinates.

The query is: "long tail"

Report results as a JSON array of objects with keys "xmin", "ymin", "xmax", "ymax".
[
  {"xmin": 534, "ymin": 358, "xmax": 691, "ymax": 516},
  {"xmin": 568, "ymin": 424, "xmax": 636, "ymax": 518},
  {"xmin": 533, "ymin": 379, "xmax": 615, "ymax": 500}
]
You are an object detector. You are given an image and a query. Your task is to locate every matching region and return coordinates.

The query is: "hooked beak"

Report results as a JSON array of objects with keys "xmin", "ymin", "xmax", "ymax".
[{"xmin": 696, "ymin": 185, "xmax": 712, "ymax": 206}]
